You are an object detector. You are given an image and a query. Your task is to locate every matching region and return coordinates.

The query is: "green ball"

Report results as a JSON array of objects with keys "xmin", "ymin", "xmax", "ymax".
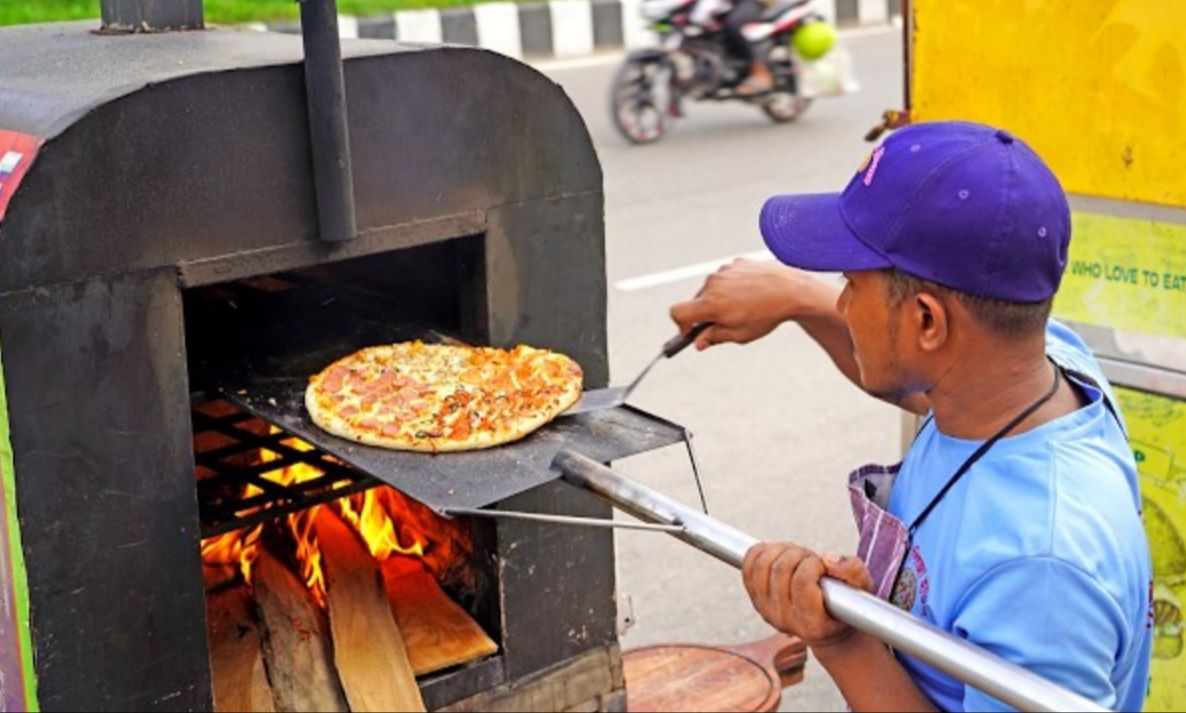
[{"xmin": 793, "ymin": 20, "xmax": 836, "ymax": 61}]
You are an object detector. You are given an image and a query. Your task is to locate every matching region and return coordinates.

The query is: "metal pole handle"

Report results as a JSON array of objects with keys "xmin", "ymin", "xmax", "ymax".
[{"xmin": 552, "ymin": 450, "xmax": 1107, "ymax": 713}]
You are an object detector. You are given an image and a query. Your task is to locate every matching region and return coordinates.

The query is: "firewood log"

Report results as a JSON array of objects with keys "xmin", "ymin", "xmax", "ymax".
[
  {"xmin": 315, "ymin": 509, "xmax": 426, "ymax": 713},
  {"xmin": 207, "ymin": 586, "xmax": 276, "ymax": 713},
  {"xmin": 252, "ymin": 546, "xmax": 348, "ymax": 713},
  {"xmin": 382, "ymin": 557, "xmax": 498, "ymax": 676}
]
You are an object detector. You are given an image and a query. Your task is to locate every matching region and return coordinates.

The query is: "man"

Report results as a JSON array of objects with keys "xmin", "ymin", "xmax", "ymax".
[
  {"xmin": 671, "ymin": 121, "xmax": 1152, "ymax": 711},
  {"xmin": 719, "ymin": 0, "xmax": 774, "ymax": 95},
  {"xmin": 689, "ymin": 0, "xmax": 774, "ymax": 95}
]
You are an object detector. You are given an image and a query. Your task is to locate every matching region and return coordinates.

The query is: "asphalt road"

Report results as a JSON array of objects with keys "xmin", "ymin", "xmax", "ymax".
[{"xmin": 540, "ymin": 28, "xmax": 906, "ymax": 711}]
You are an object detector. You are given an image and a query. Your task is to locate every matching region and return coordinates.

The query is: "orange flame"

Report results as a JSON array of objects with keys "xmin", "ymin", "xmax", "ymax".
[
  {"xmin": 200, "ymin": 427, "xmax": 439, "ymax": 609},
  {"xmin": 339, "ymin": 488, "xmax": 426, "ymax": 561},
  {"xmin": 200, "ymin": 526, "xmax": 261, "ymax": 583}
]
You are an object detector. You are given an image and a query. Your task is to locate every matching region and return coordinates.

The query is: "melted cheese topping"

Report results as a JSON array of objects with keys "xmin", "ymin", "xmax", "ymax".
[{"xmin": 306, "ymin": 342, "xmax": 583, "ymax": 452}]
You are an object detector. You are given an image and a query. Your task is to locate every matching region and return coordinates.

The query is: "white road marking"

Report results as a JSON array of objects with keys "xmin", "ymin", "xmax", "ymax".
[
  {"xmin": 532, "ymin": 52, "xmax": 624, "ymax": 72},
  {"xmin": 550, "ymin": 0, "xmax": 596, "ymax": 58},
  {"xmin": 475, "ymin": 2, "xmax": 524, "ymax": 59},
  {"xmin": 615, "ymin": 249, "xmax": 776, "ymax": 291},
  {"xmin": 395, "ymin": 8, "xmax": 444, "ymax": 44},
  {"xmin": 840, "ymin": 22, "xmax": 900, "ymax": 37}
]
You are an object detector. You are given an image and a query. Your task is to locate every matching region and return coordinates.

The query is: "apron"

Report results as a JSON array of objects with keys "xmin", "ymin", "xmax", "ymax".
[{"xmin": 847, "ymin": 360, "xmax": 1123, "ymax": 605}]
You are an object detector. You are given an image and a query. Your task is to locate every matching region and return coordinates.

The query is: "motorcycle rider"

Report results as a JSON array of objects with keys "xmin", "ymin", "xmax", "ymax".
[{"xmin": 690, "ymin": 0, "xmax": 775, "ymax": 95}]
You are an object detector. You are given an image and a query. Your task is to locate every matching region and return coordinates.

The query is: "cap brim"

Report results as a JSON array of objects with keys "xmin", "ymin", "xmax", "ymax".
[{"xmin": 760, "ymin": 193, "xmax": 891, "ymax": 272}]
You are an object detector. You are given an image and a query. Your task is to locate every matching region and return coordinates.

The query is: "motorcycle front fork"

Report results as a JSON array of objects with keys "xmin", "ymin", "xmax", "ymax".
[
  {"xmin": 669, "ymin": 91, "xmax": 685, "ymax": 118},
  {"xmin": 658, "ymin": 62, "xmax": 686, "ymax": 118}
]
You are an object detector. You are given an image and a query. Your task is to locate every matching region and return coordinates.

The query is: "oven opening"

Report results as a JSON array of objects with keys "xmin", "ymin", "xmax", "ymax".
[{"xmin": 184, "ymin": 237, "xmax": 502, "ymax": 710}]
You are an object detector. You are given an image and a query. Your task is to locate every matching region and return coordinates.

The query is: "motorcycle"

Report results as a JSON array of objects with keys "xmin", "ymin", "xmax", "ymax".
[{"xmin": 610, "ymin": 0, "xmax": 840, "ymax": 144}]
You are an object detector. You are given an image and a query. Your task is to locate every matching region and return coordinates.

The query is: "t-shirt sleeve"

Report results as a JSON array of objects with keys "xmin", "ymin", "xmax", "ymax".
[{"xmin": 952, "ymin": 556, "xmax": 1126, "ymax": 712}]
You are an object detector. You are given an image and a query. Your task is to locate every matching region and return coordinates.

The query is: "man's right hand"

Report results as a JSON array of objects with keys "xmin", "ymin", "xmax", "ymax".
[{"xmin": 669, "ymin": 259, "xmax": 820, "ymax": 350}]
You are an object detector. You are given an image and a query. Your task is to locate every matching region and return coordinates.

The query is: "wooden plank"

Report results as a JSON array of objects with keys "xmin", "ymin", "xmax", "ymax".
[
  {"xmin": 440, "ymin": 645, "xmax": 622, "ymax": 713},
  {"xmin": 315, "ymin": 509, "xmax": 427, "ymax": 713},
  {"xmin": 381, "ymin": 556, "xmax": 498, "ymax": 677},
  {"xmin": 253, "ymin": 546, "xmax": 348, "ymax": 713},
  {"xmin": 206, "ymin": 586, "xmax": 276, "ymax": 713}
]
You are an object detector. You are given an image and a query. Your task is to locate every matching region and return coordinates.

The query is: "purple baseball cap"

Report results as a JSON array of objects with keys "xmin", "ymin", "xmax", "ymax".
[{"xmin": 759, "ymin": 121, "xmax": 1071, "ymax": 302}]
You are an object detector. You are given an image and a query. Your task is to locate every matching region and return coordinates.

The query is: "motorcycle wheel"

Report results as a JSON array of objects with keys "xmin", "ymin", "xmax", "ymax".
[
  {"xmin": 761, "ymin": 92, "xmax": 812, "ymax": 123},
  {"xmin": 610, "ymin": 57, "xmax": 672, "ymax": 145}
]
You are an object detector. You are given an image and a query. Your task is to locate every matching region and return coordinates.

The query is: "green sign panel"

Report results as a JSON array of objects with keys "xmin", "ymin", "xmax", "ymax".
[{"xmin": 1056, "ymin": 212, "xmax": 1186, "ymax": 341}]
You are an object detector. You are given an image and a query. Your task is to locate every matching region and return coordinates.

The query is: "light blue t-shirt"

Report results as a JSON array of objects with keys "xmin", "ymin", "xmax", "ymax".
[{"xmin": 888, "ymin": 320, "xmax": 1153, "ymax": 712}]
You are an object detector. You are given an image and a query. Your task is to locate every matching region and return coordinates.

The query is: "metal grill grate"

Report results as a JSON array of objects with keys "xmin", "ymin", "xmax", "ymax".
[{"xmin": 194, "ymin": 400, "xmax": 380, "ymax": 538}]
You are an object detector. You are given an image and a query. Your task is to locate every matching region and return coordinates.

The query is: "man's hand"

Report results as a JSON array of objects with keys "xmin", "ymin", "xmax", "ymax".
[
  {"xmin": 670, "ymin": 259, "xmax": 822, "ymax": 350},
  {"xmin": 745, "ymin": 544, "xmax": 937, "ymax": 712},
  {"xmin": 742, "ymin": 543, "xmax": 874, "ymax": 651}
]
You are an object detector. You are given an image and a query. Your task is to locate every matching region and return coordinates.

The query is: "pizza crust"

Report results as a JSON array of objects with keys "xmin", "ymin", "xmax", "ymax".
[{"xmin": 305, "ymin": 343, "xmax": 583, "ymax": 453}]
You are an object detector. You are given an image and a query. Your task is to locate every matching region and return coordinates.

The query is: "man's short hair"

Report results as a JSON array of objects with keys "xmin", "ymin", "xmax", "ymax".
[{"xmin": 881, "ymin": 268, "xmax": 1053, "ymax": 338}]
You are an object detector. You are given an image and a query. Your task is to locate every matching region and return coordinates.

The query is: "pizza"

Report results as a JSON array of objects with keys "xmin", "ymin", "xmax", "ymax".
[{"xmin": 305, "ymin": 342, "xmax": 583, "ymax": 452}]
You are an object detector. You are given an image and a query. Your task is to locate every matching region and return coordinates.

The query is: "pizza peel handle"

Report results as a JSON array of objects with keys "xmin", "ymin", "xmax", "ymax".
[
  {"xmin": 553, "ymin": 450, "xmax": 1108, "ymax": 713},
  {"xmin": 662, "ymin": 322, "xmax": 713, "ymax": 358},
  {"xmin": 619, "ymin": 321, "xmax": 712, "ymax": 401}
]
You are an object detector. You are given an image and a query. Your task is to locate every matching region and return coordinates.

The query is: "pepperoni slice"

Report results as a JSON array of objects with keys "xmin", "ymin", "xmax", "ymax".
[{"xmin": 322, "ymin": 367, "xmax": 347, "ymax": 393}]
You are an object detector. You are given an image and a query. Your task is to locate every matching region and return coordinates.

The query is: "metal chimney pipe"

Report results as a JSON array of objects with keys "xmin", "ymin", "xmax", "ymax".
[
  {"xmin": 299, "ymin": 0, "xmax": 358, "ymax": 243},
  {"xmin": 100, "ymin": 0, "xmax": 204, "ymax": 32}
]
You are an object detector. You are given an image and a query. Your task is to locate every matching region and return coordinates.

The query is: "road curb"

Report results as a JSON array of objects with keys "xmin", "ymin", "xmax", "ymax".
[{"xmin": 258, "ymin": 0, "xmax": 902, "ymax": 59}]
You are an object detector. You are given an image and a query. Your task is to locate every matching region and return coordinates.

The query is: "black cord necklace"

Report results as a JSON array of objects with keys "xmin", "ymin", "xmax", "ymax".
[{"xmin": 906, "ymin": 360, "xmax": 1062, "ymax": 537}]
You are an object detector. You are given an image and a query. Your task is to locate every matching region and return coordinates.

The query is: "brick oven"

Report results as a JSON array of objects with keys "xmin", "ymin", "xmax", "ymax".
[{"xmin": 0, "ymin": 15, "xmax": 687, "ymax": 712}]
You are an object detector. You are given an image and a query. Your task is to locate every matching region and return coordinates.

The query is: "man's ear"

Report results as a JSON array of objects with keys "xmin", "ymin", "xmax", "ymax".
[{"xmin": 914, "ymin": 292, "xmax": 949, "ymax": 352}]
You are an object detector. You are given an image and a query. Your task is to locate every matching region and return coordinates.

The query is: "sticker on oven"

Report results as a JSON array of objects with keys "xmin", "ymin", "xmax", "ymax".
[{"xmin": 0, "ymin": 151, "xmax": 20, "ymax": 175}]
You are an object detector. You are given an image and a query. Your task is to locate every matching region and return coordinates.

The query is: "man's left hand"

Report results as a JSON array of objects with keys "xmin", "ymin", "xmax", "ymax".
[{"xmin": 742, "ymin": 543, "xmax": 873, "ymax": 650}]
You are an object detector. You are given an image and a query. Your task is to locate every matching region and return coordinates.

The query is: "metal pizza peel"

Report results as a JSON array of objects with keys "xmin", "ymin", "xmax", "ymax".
[{"xmin": 564, "ymin": 323, "xmax": 712, "ymax": 416}]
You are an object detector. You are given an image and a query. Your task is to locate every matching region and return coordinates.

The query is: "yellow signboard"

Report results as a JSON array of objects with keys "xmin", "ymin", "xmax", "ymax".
[
  {"xmin": 1121, "ymin": 387, "xmax": 1186, "ymax": 710},
  {"xmin": 911, "ymin": 0, "xmax": 1186, "ymax": 209},
  {"xmin": 1055, "ymin": 212, "xmax": 1186, "ymax": 340}
]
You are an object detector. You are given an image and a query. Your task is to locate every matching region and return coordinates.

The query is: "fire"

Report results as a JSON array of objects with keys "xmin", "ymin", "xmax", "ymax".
[
  {"xmin": 200, "ymin": 526, "xmax": 260, "ymax": 583},
  {"xmin": 338, "ymin": 488, "xmax": 426, "ymax": 562},
  {"xmin": 200, "ymin": 425, "xmax": 441, "ymax": 610}
]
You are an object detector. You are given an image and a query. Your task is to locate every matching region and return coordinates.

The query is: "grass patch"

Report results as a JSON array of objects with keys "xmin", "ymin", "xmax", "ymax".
[{"xmin": 0, "ymin": 0, "xmax": 516, "ymax": 27}]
